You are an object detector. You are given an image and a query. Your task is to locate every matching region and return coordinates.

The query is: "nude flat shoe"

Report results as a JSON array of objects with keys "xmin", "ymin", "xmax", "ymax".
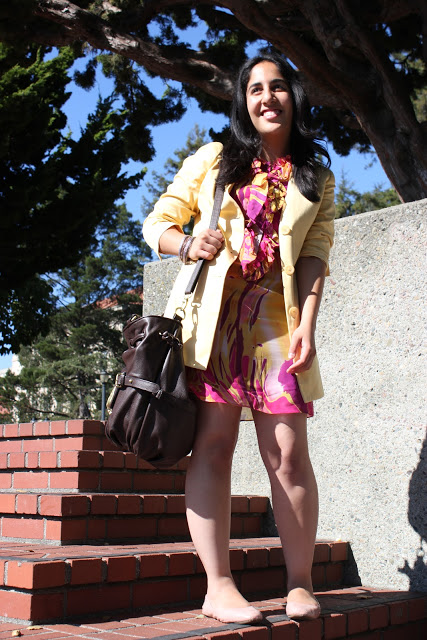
[
  {"xmin": 286, "ymin": 597, "xmax": 321, "ymax": 620},
  {"xmin": 202, "ymin": 595, "xmax": 263, "ymax": 625}
]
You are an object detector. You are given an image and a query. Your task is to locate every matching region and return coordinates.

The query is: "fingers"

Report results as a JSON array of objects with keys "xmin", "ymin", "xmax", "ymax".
[
  {"xmin": 188, "ymin": 229, "xmax": 224, "ymax": 261},
  {"xmin": 288, "ymin": 350, "xmax": 315, "ymax": 374},
  {"xmin": 286, "ymin": 329, "xmax": 316, "ymax": 374},
  {"xmin": 287, "ymin": 332, "xmax": 299, "ymax": 361}
]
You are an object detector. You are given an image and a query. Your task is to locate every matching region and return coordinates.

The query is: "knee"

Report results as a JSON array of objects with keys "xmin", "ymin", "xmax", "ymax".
[
  {"xmin": 193, "ymin": 432, "xmax": 237, "ymax": 469},
  {"xmin": 264, "ymin": 446, "xmax": 311, "ymax": 480}
]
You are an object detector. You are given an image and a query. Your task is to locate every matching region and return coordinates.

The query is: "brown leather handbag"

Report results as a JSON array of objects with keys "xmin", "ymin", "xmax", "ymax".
[{"xmin": 104, "ymin": 183, "xmax": 224, "ymax": 469}]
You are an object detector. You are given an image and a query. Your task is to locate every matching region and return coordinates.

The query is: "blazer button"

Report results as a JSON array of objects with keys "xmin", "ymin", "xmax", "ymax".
[
  {"xmin": 282, "ymin": 225, "xmax": 291, "ymax": 235},
  {"xmin": 289, "ymin": 306, "xmax": 299, "ymax": 319},
  {"xmin": 285, "ymin": 265, "xmax": 295, "ymax": 275}
]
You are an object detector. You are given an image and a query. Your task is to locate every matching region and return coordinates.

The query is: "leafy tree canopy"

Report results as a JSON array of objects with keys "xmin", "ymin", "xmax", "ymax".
[
  {"xmin": 0, "ymin": 126, "xmax": 212, "ymax": 420},
  {"xmin": 0, "ymin": 40, "xmax": 181, "ymax": 353},
  {"xmin": 0, "ymin": 203, "xmax": 150, "ymax": 421},
  {"xmin": 0, "ymin": 0, "xmax": 425, "ymax": 201}
]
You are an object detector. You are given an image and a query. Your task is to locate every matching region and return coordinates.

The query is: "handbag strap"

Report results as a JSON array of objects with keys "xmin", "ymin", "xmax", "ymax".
[
  {"xmin": 115, "ymin": 372, "xmax": 163, "ymax": 398},
  {"xmin": 184, "ymin": 182, "xmax": 225, "ymax": 295}
]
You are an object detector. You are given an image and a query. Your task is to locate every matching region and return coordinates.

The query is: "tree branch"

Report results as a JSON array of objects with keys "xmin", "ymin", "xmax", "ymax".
[
  {"xmin": 334, "ymin": 0, "xmax": 421, "ymax": 130},
  {"xmin": 22, "ymin": 0, "xmax": 426, "ymax": 199},
  {"xmin": 34, "ymin": 0, "xmax": 235, "ymax": 99},
  {"xmin": 31, "ymin": 0, "xmax": 352, "ymax": 109}
]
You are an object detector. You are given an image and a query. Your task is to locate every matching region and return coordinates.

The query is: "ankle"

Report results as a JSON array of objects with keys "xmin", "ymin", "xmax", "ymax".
[
  {"xmin": 207, "ymin": 575, "xmax": 236, "ymax": 597},
  {"xmin": 287, "ymin": 579, "xmax": 314, "ymax": 594},
  {"xmin": 287, "ymin": 586, "xmax": 316, "ymax": 600},
  {"xmin": 206, "ymin": 577, "xmax": 249, "ymax": 608}
]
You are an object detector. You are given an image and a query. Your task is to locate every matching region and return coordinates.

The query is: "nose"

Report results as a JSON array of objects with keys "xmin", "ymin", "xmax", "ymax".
[{"xmin": 261, "ymin": 85, "xmax": 275, "ymax": 103}]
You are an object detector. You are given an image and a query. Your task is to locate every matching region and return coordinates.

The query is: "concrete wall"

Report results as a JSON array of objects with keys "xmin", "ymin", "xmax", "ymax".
[{"xmin": 143, "ymin": 199, "xmax": 427, "ymax": 592}]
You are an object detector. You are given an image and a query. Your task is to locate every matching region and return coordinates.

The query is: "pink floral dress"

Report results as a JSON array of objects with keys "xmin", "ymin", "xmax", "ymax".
[{"xmin": 187, "ymin": 157, "xmax": 314, "ymax": 416}]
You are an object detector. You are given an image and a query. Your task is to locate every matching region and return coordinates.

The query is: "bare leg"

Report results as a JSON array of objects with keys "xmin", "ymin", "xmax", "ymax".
[
  {"xmin": 253, "ymin": 410, "xmax": 319, "ymax": 609},
  {"xmin": 185, "ymin": 400, "xmax": 250, "ymax": 608}
]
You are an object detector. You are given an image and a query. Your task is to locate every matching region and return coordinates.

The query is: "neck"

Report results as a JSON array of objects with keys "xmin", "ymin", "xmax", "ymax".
[{"xmin": 260, "ymin": 137, "xmax": 290, "ymax": 163}]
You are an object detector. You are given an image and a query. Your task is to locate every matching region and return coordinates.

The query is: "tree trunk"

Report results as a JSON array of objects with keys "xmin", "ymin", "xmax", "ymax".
[
  {"xmin": 296, "ymin": 0, "xmax": 427, "ymax": 201},
  {"xmin": 78, "ymin": 389, "xmax": 91, "ymax": 419},
  {"xmin": 357, "ymin": 108, "xmax": 427, "ymax": 203}
]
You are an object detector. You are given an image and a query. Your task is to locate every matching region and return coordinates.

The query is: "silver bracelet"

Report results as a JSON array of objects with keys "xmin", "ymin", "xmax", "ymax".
[
  {"xmin": 179, "ymin": 235, "xmax": 195, "ymax": 264},
  {"xmin": 178, "ymin": 235, "xmax": 188, "ymax": 262},
  {"xmin": 182, "ymin": 236, "xmax": 195, "ymax": 264}
]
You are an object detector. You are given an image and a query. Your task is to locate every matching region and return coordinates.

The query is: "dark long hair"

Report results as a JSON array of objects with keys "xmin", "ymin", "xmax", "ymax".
[{"xmin": 217, "ymin": 53, "xmax": 330, "ymax": 202}]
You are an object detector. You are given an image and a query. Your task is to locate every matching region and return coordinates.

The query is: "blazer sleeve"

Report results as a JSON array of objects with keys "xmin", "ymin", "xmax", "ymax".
[
  {"xmin": 298, "ymin": 168, "xmax": 336, "ymax": 269},
  {"xmin": 143, "ymin": 142, "xmax": 223, "ymax": 258}
]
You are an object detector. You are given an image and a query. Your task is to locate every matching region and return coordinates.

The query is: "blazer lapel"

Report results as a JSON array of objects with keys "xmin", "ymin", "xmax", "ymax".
[{"xmin": 280, "ymin": 178, "xmax": 317, "ymax": 230}]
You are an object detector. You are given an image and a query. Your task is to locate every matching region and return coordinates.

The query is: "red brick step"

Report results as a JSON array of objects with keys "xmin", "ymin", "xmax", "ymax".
[
  {"xmin": 1, "ymin": 442, "xmax": 190, "ymax": 495},
  {"xmin": 0, "ymin": 538, "xmax": 348, "ymax": 624},
  {"xmin": 2, "ymin": 421, "xmax": 425, "ymax": 637},
  {"xmin": 0, "ymin": 588, "xmax": 425, "ymax": 639},
  {"xmin": 0, "ymin": 422, "xmax": 182, "ymax": 492},
  {"xmin": 0, "ymin": 493, "xmax": 268, "ymax": 544},
  {"xmin": 0, "ymin": 420, "xmax": 116, "ymax": 453}
]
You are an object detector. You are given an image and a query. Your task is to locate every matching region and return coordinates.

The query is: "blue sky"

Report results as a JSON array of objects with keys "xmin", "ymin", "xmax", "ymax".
[{"xmin": 1, "ymin": 42, "xmax": 392, "ymax": 371}]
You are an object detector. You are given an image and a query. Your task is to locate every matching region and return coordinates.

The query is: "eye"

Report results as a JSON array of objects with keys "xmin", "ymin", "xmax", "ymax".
[{"xmin": 273, "ymin": 82, "xmax": 288, "ymax": 91}]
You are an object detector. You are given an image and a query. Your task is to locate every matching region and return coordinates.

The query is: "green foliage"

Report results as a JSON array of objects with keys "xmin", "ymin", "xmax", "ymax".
[
  {"xmin": 0, "ymin": 277, "xmax": 55, "ymax": 357},
  {"xmin": 0, "ymin": 43, "xmax": 143, "ymax": 290},
  {"xmin": 335, "ymin": 172, "xmax": 401, "ymax": 219},
  {"xmin": 311, "ymin": 106, "xmax": 372, "ymax": 156},
  {"xmin": 94, "ymin": 52, "xmax": 185, "ymax": 161},
  {"xmin": 0, "ymin": 204, "xmax": 149, "ymax": 421},
  {"xmin": 393, "ymin": 54, "xmax": 427, "ymax": 123},
  {"xmin": 0, "ymin": 42, "xmax": 149, "ymax": 353}
]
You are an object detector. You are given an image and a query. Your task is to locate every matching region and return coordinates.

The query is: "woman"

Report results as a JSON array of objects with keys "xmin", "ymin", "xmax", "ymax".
[{"xmin": 143, "ymin": 53, "xmax": 335, "ymax": 624}]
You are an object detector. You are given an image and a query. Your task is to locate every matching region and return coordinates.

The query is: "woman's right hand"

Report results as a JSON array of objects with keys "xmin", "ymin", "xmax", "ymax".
[{"xmin": 188, "ymin": 229, "xmax": 224, "ymax": 261}]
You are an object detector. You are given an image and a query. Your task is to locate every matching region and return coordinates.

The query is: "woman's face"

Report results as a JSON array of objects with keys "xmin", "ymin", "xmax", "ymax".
[{"xmin": 246, "ymin": 61, "xmax": 293, "ymax": 155}]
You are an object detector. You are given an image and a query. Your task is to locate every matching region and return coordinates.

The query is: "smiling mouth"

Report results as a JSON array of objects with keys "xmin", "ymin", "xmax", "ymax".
[{"xmin": 261, "ymin": 109, "xmax": 282, "ymax": 118}]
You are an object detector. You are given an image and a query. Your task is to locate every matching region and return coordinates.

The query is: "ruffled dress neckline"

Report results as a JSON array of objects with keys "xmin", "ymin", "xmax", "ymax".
[{"xmin": 236, "ymin": 155, "xmax": 292, "ymax": 281}]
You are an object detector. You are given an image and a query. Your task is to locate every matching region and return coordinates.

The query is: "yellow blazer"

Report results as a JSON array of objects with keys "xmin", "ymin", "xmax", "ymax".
[{"xmin": 143, "ymin": 142, "xmax": 335, "ymax": 402}]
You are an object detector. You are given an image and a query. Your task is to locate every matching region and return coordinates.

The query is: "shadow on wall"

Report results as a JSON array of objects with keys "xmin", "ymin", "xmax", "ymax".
[{"xmin": 399, "ymin": 434, "xmax": 427, "ymax": 591}]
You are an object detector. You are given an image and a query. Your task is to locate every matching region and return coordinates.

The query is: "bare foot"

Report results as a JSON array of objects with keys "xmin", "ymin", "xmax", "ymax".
[
  {"xmin": 287, "ymin": 587, "xmax": 318, "ymax": 606},
  {"xmin": 207, "ymin": 577, "xmax": 250, "ymax": 609},
  {"xmin": 286, "ymin": 588, "xmax": 320, "ymax": 621}
]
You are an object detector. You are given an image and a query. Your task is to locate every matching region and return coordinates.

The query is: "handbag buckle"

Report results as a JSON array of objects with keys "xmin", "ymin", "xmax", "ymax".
[
  {"xmin": 115, "ymin": 372, "xmax": 126, "ymax": 388},
  {"xmin": 106, "ymin": 372, "xmax": 127, "ymax": 414}
]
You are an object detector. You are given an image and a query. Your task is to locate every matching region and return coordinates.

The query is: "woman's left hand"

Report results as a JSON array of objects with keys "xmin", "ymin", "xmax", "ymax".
[{"xmin": 286, "ymin": 324, "xmax": 316, "ymax": 374}]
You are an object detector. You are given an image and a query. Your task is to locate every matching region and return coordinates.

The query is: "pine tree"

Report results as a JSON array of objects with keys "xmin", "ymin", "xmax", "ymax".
[
  {"xmin": 0, "ymin": 41, "xmax": 180, "ymax": 353},
  {"xmin": 141, "ymin": 124, "xmax": 209, "ymax": 236},
  {"xmin": 0, "ymin": 204, "xmax": 150, "ymax": 421}
]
